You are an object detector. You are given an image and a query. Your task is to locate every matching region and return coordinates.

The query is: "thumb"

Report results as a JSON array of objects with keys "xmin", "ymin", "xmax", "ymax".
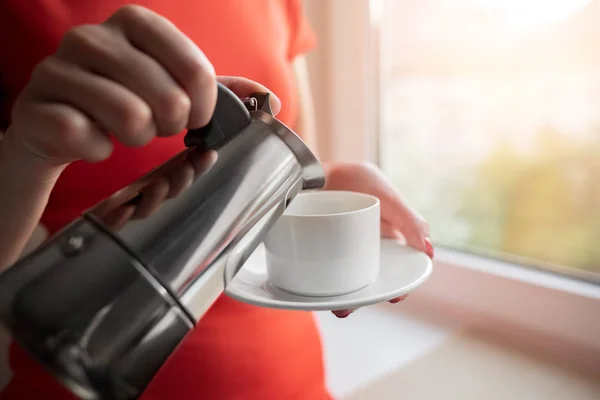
[
  {"xmin": 217, "ymin": 76, "xmax": 281, "ymax": 116},
  {"xmin": 378, "ymin": 184, "xmax": 432, "ymax": 258}
]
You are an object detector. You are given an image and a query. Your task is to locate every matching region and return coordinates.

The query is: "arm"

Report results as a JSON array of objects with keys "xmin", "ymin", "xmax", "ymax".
[
  {"xmin": 0, "ymin": 6, "xmax": 282, "ymax": 271},
  {"xmin": 0, "ymin": 128, "xmax": 61, "ymax": 269}
]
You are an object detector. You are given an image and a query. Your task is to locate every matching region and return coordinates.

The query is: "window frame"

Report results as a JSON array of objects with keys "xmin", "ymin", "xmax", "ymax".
[{"xmin": 305, "ymin": 0, "xmax": 600, "ymax": 374}]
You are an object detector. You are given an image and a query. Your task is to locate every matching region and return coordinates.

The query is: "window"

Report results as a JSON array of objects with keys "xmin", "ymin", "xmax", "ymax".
[
  {"xmin": 305, "ymin": 0, "xmax": 600, "ymax": 362},
  {"xmin": 375, "ymin": 0, "xmax": 600, "ymax": 278}
]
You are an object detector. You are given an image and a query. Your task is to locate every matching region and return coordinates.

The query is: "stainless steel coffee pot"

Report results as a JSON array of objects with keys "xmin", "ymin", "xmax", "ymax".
[{"xmin": 0, "ymin": 83, "xmax": 325, "ymax": 399}]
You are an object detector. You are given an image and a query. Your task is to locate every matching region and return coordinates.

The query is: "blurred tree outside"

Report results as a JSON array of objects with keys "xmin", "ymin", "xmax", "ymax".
[
  {"xmin": 379, "ymin": 0, "xmax": 600, "ymax": 275},
  {"xmin": 457, "ymin": 128, "xmax": 600, "ymax": 271}
]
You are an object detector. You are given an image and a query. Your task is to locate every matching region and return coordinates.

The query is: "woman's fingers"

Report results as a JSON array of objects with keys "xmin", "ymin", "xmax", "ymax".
[
  {"xmin": 13, "ymin": 5, "xmax": 278, "ymax": 171},
  {"xmin": 30, "ymin": 56, "xmax": 156, "ymax": 148},
  {"xmin": 58, "ymin": 23, "xmax": 191, "ymax": 136},
  {"xmin": 187, "ymin": 149, "xmax": 218, "ymax": 179},
  {"xmin": 332, "ymin": 217, "xmax": 413, "ymax": 318},
  {"xmin": 389, "ymin": 295, "xmax": 408, "ymax": 304},
  {"xmin": 132, "ymin": 177, "xmax": 171, "ymax": 219},
  {"xmin": 14, "ymin": 5, "xmax": 224, "ymax": 165},
  {"xmin": 381, "ymin": 219, "xmax": 402, "ymax": 240},
  {"xmin": 323, "ymin": 162, "xmax": 433, "ymax": 258},
  {"xmin": 379, "ymin": 186, "xmax": 433, "ymax": 258},
  {"xmin": 332, "ymin": 310, "xmax": 354, "ymax": 318},
  {"xmin": 11, "ymin": 101, "xmax": 114, "ymax": 163},
  {"xmin": 379, "ymin": 189, "xmax": 432, "ymax": 258},
  {"xmin": 332, "ymin": 295, "xmax": 409, "ymax": 318},
  {"xmin": 357, "ymin": 164, "xmax": 431, "ymax": 257},
  {"xmin": 104, "ymin": 5, "xmax": 217, "ymax": 129},
  {"xmin": 166, "ymin": 160, "xmax": 196, "ymax": 198},
  {"xmin": 217, "ymin": 76, "xmax": 281, "ymax": 115},
  {"xmin": 104, "ymin": 205, "xmax": 137, "ymax": 231}
]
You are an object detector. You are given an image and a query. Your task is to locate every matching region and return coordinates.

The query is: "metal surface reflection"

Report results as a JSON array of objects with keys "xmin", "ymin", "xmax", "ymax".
[{"xmin": 0, "ymin": 84, "xmax": 325, "ymax": 399}]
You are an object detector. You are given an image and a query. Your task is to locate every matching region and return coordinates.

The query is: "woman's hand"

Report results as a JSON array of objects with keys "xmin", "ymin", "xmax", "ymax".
[
  {"xmin": 0, "ymin": 4, "xmax": 281, "ymax": 269},
  {"xmin": 322, "ymin": 161, "xmax": 434, "ymax": 318},
  {"xmin": 7, "ymin": 5, "xmax": 280, "ymax": 169}
]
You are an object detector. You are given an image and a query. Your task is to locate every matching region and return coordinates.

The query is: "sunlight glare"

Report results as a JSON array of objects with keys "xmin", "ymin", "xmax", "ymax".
[
  {"xmin": 476, "ymin": 0, "xmax": 592, "ymax": 30},
  {"xmin": 370, "ymin": 0, "xmax": 384, "ymax": 25}
]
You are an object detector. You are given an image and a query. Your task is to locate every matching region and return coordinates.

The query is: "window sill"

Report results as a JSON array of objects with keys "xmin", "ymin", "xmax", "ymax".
[
  {"xmin": 315, "ymin": 308, "xmax": 455, "ymax": 399},
  {"xmin": 434, "ymin": 247, "xmax": 600, "ymax": 300},
  {"xmin": 384, "ymin": 247, "xmax": 600, "ymax": 377},
  {"xmin": 340, "ymin": 326, "xmax": 600, "ymax": 400}
]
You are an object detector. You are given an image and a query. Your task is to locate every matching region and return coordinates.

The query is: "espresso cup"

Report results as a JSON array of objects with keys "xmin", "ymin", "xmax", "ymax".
[{"xmin": 263, "ymin": 190, "xmax": 380, "ymax": 297}]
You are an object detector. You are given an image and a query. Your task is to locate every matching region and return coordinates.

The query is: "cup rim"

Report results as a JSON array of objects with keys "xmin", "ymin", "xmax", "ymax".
[{"xmin": 283, "ymin": 190, "xmax": 380, "ymax": 218}]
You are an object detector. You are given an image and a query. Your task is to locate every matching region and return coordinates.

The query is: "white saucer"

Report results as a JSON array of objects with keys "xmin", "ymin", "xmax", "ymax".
[{"xmin": 225, "ymin": 239, "xmax": 433, "ymax": 311}]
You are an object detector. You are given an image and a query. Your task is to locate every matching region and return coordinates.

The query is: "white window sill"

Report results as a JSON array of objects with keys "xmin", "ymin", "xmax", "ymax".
[
  {"xmin": 434, "ymin": 246, "xmax": 600, "ymax": 300},
  {"xmin": 315, "ymin": 308, "xmax": 456, "ymax": 399},
  {"xmin": 380, "ymin": 247, "xmax": 600, "ymax": 378},
  {"xmin": 316, "ymin": 250, "xmax": 600, "ymax": 399}
]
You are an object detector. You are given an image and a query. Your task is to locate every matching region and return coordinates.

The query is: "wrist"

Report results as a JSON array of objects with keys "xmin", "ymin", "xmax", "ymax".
[
  {"xmin": 321, "ymin": 160, "xmax": 358, "ymax": 190},
  {"xmin": 322, "ymin": 160, "xmax": 340, "ymax": 174},
  {"xmin": 321, "ymin": 161, "xmax": 333, "ymax": 188},
  {"xmin": 0, "ymin": 126, "xmax": 66, "ymax": 183}
]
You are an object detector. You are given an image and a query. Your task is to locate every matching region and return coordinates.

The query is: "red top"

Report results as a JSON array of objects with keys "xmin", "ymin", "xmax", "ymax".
[{"xmin": 0, "ymin": 1, "xmax": 331, "ymax": 399}]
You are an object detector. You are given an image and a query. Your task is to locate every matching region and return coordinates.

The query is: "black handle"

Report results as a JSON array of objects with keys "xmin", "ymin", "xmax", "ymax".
[{"xmin": 184, "ymin": 83, "xmax": 252, "ymax": 150}]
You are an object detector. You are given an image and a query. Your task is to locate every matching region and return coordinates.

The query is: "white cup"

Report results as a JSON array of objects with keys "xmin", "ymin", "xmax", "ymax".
[{"xmin": 263, "ymin": 190, "xmax": 380, "ymax": 297}]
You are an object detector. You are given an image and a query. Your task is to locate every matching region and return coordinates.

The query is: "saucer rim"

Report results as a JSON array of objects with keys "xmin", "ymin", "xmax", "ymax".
[{"xmin": 224, "ymin": 239, "xmax": 433, "ymax": 311}]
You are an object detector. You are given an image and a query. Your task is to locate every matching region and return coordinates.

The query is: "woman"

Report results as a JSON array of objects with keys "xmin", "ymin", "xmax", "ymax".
[{"xmin": 0, "ymin": 1, "xmax": 432, "ymax": 398}]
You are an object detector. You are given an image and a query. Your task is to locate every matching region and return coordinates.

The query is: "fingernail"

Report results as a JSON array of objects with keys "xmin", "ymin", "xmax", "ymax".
[
  {"xmin": 334, "ymin": 310, "xmax": 353, "ymax": 318},
  {"xmin": 389, "ymin": 295, "xmax": 407, "ymax": 304},
  {"xmin": 268, "ymin": 94, "xmax": 282, "ymax": 116},
  {"xmin": 424, "ymin": 237, "xmax": 434, "ymax": 259}
]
